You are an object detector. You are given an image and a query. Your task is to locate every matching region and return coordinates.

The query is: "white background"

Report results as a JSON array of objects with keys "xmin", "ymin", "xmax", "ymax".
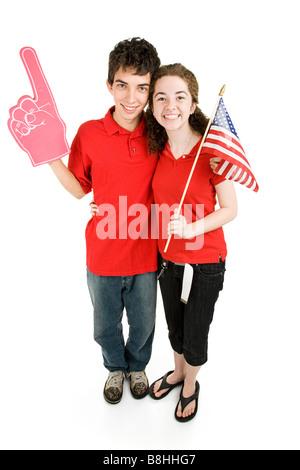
[{"xmin": 0, "ymin": 0, "xmax": 299, "ymax": 450}]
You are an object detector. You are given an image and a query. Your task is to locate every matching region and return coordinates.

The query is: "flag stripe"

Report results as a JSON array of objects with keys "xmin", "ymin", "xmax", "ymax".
[
  {"xmin": 208, "ymin": 126, "xmax": 246, "ymax": 155},
  {"xmin": 205, "ymin": 135, "xmax": 246, "ymax": 161},
  {"xmin": 218, "ymin": 160, "xmax": 229, "ymax": 173},
  {"xmin": 209, "ymin": 125, "xmax": 240, "ymax": 144},
  {"xmin": 249, "ymin": 180, "xmax": 258, "ymax": 191},
  {"xmin": 215, "ymin": 159, "xmax": 258, "ymax": 192},
  {"xmin": 203, "ymin": 126, "xmax": 250, "ymax": 167},
  {"xmin": 226, "ymin": 164, "xmax": 238, "ymax": 179},
  {"xmin": 234, "ymin": 169, "xmax": 247, "ymax": 183},
  {"xmin": 231, "ymin": 167, "xmax": 243, "ymax": 181},
  {"xmin": 203, "ymin": 141, "xmax": 252, "ymax": 171}
]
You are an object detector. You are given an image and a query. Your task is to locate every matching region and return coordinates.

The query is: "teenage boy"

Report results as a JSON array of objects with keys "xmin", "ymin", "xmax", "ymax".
[{"xmin": 49, "ymin": 38, "xmax": 160, "ymax": 403}]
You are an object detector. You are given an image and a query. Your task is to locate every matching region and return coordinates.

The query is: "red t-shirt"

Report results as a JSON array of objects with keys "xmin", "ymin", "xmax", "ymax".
[
  {"xmin": 68, "ymin": 107, "xmax": 158, "ymax": 276},
  {"xmin": 152, "ymin": 139, "xmax": 227, "ymax": 264}
]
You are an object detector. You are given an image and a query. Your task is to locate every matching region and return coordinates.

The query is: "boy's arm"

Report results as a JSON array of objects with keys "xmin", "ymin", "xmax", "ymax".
[
  {"xmin": 210, "ymin": 157, "xmax": 222, "ymax": 172},
  {"xmin": 49, "ymin": 159, "xmax": 86, "ymax": 199}
]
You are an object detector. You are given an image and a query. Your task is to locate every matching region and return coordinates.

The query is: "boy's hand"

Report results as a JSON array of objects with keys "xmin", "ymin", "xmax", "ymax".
[
  {"xmin": 89, "ymin": 201, "xmax": 99, "ymax": 216},
  {"xmin": 210, "ymin": 157, "xmax": 222, "ymax": 173},
  {"xmin": 8, "ymin": 47, "xmax": 70, "ymax": 166}
]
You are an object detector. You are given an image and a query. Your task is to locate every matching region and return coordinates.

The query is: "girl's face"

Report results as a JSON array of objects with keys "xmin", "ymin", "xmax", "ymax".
[{"xmin": 152, "ymin": 75, "xmax": 196, "ymax": 132}]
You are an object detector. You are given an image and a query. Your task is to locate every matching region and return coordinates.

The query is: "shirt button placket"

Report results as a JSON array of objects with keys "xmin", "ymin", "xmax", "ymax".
[{"xmin": 129, "ymin": 136, "xmax": 136, "ymax": 157}]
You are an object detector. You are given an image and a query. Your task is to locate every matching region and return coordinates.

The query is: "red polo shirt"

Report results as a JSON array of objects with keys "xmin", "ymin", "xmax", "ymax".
[
  {"xmin": 152, "ymin": 139, "xmax": 227, "ymax": 264},
  {"xmin": 68, "ymin": 107, "xmax": 158, "ymax": 276}
]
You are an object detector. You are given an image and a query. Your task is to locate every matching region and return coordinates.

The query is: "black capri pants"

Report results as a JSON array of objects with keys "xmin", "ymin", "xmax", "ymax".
[{"xmin": 158, "ymin": 252, "xmax": 225, "ymax": 367}]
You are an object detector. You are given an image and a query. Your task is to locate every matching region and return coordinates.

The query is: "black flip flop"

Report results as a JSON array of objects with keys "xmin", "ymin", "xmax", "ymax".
[
  {"xmin": 149, "ymin": 370, "xmax": 184, "ymax": 400},
  {"xmin": 175, "ymin": 381, "xmax": 200, "ymax": 422}
]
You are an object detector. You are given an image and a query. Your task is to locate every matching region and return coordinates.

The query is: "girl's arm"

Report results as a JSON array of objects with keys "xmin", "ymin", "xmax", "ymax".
[{"xmin": 168, "ymin": 180, "xmax": 238, "ymax": 239}]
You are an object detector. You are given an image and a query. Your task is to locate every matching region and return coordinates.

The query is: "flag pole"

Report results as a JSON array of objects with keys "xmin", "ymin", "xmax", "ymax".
[{"xmin": 164, "ymin": 84, "xmax": 226, "ymax": 253}]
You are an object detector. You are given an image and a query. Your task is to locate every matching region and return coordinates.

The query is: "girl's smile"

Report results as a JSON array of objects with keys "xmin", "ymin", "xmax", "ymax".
[{"xmin": 152, "ymin": 76, "xmax": 196, "ymax": 131}]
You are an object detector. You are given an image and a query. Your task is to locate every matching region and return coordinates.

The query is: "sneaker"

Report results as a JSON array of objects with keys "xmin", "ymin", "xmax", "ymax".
[
  {"xmin": 103, "ymin": 371, "xmax": 125, "ymax": 404},
  {"xmin": 128, "ymin": 370, "xmax": 149, "ymax": 399}
]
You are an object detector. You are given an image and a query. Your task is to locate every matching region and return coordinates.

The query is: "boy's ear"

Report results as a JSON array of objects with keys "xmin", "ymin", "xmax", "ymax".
[{"xmin": 106, "ymin": 79, "xmax": 113, "ymax": 94}]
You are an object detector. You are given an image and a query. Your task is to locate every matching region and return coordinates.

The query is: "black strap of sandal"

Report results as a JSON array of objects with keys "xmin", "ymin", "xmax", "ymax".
[
  {"xmin": 157, "ymin": 371, "xmax": 176, "ymax": 392},
  {"xmin": 178, "ymin": 381, "xmax": 200, "ymax": 411}
]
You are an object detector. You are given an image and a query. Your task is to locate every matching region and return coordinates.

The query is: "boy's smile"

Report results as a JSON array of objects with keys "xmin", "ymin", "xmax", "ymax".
[{"xmin": 107, "ymin": 68, "xmax": 151, "ymax": 131}]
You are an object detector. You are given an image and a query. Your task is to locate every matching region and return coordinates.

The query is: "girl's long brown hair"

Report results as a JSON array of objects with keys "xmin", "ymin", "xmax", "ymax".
[{"xmin": 146, "ymin": 64, "xmax": 209, "ymax": 154}]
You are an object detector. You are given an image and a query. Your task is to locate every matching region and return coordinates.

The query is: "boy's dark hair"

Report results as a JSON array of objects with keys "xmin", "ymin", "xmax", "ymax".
[{"xmin": 108, "ymin": 37, "xmax": 160, "ymax": 85}]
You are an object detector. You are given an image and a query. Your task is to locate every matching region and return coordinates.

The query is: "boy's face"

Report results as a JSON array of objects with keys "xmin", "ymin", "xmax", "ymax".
[{"xmin": 107, "ymin": 67, "xmax": 151, "ymax": 131}]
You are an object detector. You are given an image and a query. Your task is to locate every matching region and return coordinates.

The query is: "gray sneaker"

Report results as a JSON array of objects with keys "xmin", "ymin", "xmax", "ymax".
[
  {"xmin": 128, "ymin": 370, "xmax": 149, "ymax": 399},
  {"xmin": 103, "ymin": 371, "xmax": 125, "ymax": 404}
]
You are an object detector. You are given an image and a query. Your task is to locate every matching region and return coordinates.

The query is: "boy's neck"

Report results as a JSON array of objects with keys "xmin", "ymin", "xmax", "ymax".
[{"xmin": 112, "ymin": 108, "xmax": 143, "ymax": 132}]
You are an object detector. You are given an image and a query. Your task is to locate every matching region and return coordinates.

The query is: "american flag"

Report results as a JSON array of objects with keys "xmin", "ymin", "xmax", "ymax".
[{"xmin": 203, "ymin": 98, "xmax": 259, "ymax": 192}]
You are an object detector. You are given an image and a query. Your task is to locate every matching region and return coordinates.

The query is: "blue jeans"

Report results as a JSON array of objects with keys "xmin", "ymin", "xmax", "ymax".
[{"xmin": 87, "ymin": 269, "xmax": 157, "ymax": 373}]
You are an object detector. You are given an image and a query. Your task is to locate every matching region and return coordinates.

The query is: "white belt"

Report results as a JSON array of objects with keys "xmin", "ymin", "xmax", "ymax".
[{"xmin": 175, "ymin": 263, "xmax": 194, "ymax": 304}]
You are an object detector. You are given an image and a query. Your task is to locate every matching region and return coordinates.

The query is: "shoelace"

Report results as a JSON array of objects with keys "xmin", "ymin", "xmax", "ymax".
[
  {"xmin": 130, "ymin": 372, "xmax": 145, "ymax": 384},
  {"xmin": 107, "ymin": 372, "xmax": 124, "ymax": 387}
]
